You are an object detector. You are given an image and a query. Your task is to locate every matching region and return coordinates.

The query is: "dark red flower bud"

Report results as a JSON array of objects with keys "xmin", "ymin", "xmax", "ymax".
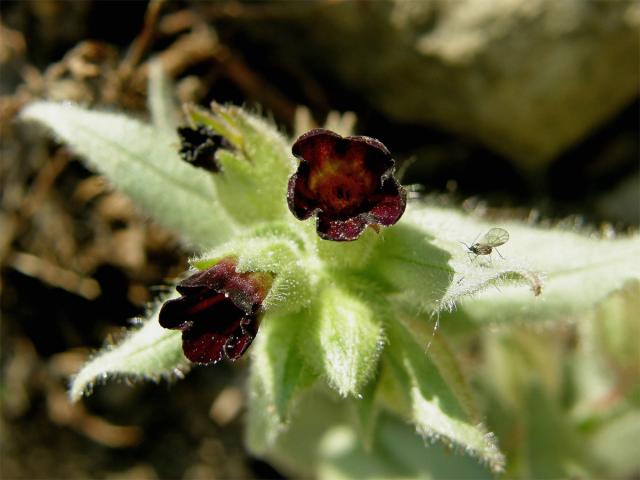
[
  {"xmin": 177, "ymin": 125, "xmax": 224, "ymax": 172},
  {"xmin": 159, "ymin": 258, "xmax": 272, "ymax": 364},
  {"xmin": 287, "ymin": 129, "xmax": 406, "ymax": 241}
]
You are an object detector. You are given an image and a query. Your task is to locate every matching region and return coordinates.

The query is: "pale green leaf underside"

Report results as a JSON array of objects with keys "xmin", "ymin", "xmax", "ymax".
[
  {"xmin": 70, "ymin": 300, "xmax": 187, "ymax": 401},
  {"xmin": 21, "ymin": 101, "xmax": 236, "ymax": 249},
  {"xmin": 397, "ymin": 204, "xmax": 639, "ymax": 324},
  {"xmin": 246, "ymin": 374, "xmax": 283, "ymax": 455}
]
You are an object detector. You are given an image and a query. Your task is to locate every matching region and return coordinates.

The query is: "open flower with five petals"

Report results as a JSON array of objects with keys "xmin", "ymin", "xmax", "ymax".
[{"xmin": 287, "ymin": 129, "xmax": 407, "ymax": 241}]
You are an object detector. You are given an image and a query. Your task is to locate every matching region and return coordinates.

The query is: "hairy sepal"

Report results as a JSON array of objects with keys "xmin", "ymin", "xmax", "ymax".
[
  {"xmin": 184, "ymin": 103, "xmax": 295, "ymax": 224},
  {"xmin": 302, "ymin": 280, "xmax": 385, "ymax": 398},
  {"xmin": 191, "ymin": 231, "xmax": 311, "ymax": 314}
]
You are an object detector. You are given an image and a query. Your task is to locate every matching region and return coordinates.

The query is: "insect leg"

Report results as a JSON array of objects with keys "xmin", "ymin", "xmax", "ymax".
[{"xmin": 494, "ymin": 247, "xmax": 505, "ymax": 259}]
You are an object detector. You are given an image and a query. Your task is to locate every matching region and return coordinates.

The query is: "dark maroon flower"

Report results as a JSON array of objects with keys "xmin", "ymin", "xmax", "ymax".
[
  {"xmin": 287, "ymin": 129, "xmax": 406, "ymax": 241},
  {"xmin": 159, "ymin": 257, "xmax": 273, "ymax": 364},
  {"xmin": 177, "ymin": 125, "xmax": 224, "ymax": 172}
]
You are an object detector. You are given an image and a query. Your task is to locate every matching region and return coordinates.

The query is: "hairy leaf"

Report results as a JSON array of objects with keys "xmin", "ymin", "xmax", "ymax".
[
  {"xmin": 70, "ymin": 299, "xmax": 188, "ymax": 401},
  {"xmin": 383, "ymin": 204, "xmax": 638, "ymax": 325},
  {"xmin": 385, "ymin": 318, "xmax": 505, "ymax": 472},
  {"xmin": 399, "ymin": 315, "xmax": 482, "ymax": 421},
  {"xmin": 191, "ymin": 228, "xmax": 311, "ymax": 314},
  {"xmin": 21, "ymin": 101, "xmax": 237, "ymax": 249}
]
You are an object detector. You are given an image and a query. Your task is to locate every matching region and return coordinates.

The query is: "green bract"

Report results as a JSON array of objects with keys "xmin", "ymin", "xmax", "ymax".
[{"xmin": 20, "ymin": 65, "xmax": 640, "ymax": 478}]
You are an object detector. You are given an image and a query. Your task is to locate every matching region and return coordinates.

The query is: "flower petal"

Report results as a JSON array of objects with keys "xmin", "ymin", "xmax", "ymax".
[
  {"xmin": 367, "ymin": 177, "xmax": 407, "ymax": 226},
  {"xmin": 175, "ymin": 258, "xmax": 236, "ymax": 294},
  {"xmin": 288, "ymin": 129, "xmax": 406, "ymax": 241},
  {"xmin": 159, "ymin": 257, "xmax": 273, "ymax": 364},
  {"xmin": 180, "ymin": 299, "xmax": 247, "ymax": 364},
  {"xmin": 159, "ymin": 290, "xmax": 226, "ymax": 330},
  {"xmin": 316, "ymin": 215, "xmax": 368, "ymax": 242},
  {"xmin": 224, "ymin": 317, "xmax": 261, "ymax": 360}
]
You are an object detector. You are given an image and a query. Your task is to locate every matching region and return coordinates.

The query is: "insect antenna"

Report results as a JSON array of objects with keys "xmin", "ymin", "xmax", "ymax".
[
  {"xmin": 459, "ymin": 241, "xmax": 478, "ymax": 262},
  {"xmin": 458, "ymin": 240, "xmax": 472, "ymax": 250}
]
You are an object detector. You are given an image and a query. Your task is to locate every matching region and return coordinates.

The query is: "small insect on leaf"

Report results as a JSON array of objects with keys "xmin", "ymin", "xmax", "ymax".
[{"xmin": 461, "ymin": 227, "xmax": 509, "ymax": 260}]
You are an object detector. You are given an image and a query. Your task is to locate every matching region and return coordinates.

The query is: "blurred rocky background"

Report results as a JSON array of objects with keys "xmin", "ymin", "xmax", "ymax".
[{"xmin": 1, "ymin": 1, "xmax": 638, "ymax": 478}]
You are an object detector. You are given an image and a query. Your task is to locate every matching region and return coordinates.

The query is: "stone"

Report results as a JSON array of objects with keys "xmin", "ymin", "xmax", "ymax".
[{"xmin": 238, "ymin": 0, "xmax": 640, "ymax": 170}]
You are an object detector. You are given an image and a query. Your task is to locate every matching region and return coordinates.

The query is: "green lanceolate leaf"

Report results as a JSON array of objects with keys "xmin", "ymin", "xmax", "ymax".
[
  {"xmin": 385, "ymin": 318, "xmax": 505, "ymax": 473},
  {"xmin": 21, "ymin": 101, "xmax": 237, "ymax": 249},
  {"xmin": 448, "ymin": 232, "xmax": 638, "ymax": 326},
  {"xmin": 69, "ymin": 298, "xmax": 188, "ymax": 401},
  {"xmin": 246, "ymin": 366, "xmax": 282, "ymax": 454},
  {"xmin": 373, "ymin": 221, "xmax": 454, "ymax": 310},
  {"xmin": 399, "ymin": 315, "xmax": 482, "ymax": 421},
  {"xmin": 301, "ymin": 281, "xmax": 385, "ymax": 397},
  {"xmin": 385, "ymin": 203, "xmax": 638, "ymax": 325},
  {"xmin": 375, "ymin": 207, "xmax": 542, "ymax": 315}
]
